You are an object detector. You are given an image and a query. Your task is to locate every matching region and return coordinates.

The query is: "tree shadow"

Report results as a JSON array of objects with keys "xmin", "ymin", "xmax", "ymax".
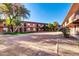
[
  {"xmin": 9, "ymin": 33, "xmax": 79, "ymax": 47},
  {"xmin": 16, "ymin": 34, "xmax": 79, "ymax": 46},
  {"xmin": 0, "ymin": 44, "xmax": 58, "ymax": 56},
  {"xmin": 59, "ymin": 48, "xmax": 79, "ymax": 56}
]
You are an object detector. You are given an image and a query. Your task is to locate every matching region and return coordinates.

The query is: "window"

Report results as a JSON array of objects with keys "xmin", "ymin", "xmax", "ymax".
[
  {"xmin": 27, "ymin": 23, "xmax": 30, "ymax": 26},
  {"xmin": 33, "ymin": 24, "xmax": 36, "ymax": 26},
  {"xmin": 24, "ymin": 23, "xmax": 26, "ymax": 26},
  {"xmin": 27, "ymin": 28, "xmax": 30, "ymax": 31},
  {"xmin": 33, "ymin": 28, "xmax": 36, "ymax": 31},
  {"xmin": 38, "ymin": 24, "xmax": 41, "ymax": 26}
]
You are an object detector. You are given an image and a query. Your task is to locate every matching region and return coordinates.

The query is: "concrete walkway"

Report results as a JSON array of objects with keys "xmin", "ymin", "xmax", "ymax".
[{"xmin": 0, "ymin": 32, "xmax": 79, "ymax": 56}]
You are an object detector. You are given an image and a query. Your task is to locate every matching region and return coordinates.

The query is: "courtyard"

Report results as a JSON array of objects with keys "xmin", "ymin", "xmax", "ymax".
[{"xmin": 0, "ymin": 32, "xmax": 79, "ymax": 56}]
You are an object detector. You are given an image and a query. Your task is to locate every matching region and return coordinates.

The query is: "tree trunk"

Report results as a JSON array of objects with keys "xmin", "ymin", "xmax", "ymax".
[{"xmin": 13, "ymin": 26, "xmax": 20, "ymax": 32}]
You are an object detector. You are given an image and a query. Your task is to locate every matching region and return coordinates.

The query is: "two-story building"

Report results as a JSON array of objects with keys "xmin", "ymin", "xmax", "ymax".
[
  {"xmin": 0, "ymin": 20, "xmax": 48, "ymax": 32},
  {"xmin": 20, "ymin": 21, "xmax": 48, "ymax": 32},
  {"xmin": 62, "ymin": 3, "xmax": 79, "ymax": 39}
]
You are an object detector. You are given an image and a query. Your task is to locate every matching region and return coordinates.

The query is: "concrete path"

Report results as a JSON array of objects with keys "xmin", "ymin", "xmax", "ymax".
[{"xmin": 0, "ymin": 32, "xmax": 79, "ymax": 56}]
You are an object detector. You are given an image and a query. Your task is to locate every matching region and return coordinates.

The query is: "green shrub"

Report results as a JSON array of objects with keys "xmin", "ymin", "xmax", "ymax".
[{"xmin": 61, "ymin": 27, "xmax": 70, "ymax": 38}]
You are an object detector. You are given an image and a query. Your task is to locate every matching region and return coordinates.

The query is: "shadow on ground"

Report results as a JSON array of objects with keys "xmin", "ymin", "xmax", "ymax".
[{"xmin": 0, "ymin": 32, "xmax": 79, "ymax": 56}]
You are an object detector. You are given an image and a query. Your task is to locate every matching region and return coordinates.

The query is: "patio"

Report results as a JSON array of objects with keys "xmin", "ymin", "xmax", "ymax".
[{"xmin": 0, "ymin": 32, "xmax": 79, "ymax": 56}]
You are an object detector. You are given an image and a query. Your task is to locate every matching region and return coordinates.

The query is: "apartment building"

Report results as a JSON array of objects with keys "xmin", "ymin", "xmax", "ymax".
[
  {"xmin": 62, "ymin": 3, "xmax": 79, "ymax": 38},
  {"xmin": 19, "ymin": 21, "xmax": 48, "ymax": 32},
  {"xmin": 0, "ymin": 20, "xmax": 4, "ymax": 32},
  {"xmin": 0, "ymin": 20, "xmax": 48, "ymax": 32}
]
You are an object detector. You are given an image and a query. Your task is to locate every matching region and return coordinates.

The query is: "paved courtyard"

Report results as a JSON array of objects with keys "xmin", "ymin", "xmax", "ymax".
[{"xmin": 0, "ymin": 32, "xmax": 79, "ymax": 56}]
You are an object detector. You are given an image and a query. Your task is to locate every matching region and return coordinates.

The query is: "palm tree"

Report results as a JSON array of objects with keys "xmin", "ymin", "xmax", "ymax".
[
  {"xmin": 13, "ymin": 4, "xmax": 30, "ymax": 32},
  {"xmin": 48, "ymin": 23, "xmax": 54, "ymax": 31},
  {"xmin": 53, "ymin": 21, "xmax": 59, "ymax": 31},
  {"xmin": 0, "ymin": 3, "xmax": 30, "ymax": 32},
  {"xmin": 0, "ymin": 3, "xmax": 12, "ymax": 32}
]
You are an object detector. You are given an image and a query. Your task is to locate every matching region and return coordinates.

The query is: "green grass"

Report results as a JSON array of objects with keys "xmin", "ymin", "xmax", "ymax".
[{"xmin": 4, "ymin": 32, "xmax": 31, "ymax": 35}]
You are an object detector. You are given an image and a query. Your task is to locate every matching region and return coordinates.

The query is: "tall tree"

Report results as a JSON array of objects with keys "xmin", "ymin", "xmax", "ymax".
[
  {"xmin": 48, "ymin": 23, "xmax": 54, "ymax": 31},
  {"xmin": 53, "ymin": 21, "xmax": 59, "ymax": 31},
  {"xmin": 0, "ymin": 3, "xmax": 30, "ymax": 32}
]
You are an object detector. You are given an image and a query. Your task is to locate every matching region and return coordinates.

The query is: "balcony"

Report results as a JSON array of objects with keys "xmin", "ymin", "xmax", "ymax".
[
  {"xmin": 75, "ymin": 14, "xmax": 79, "ymax": 19},
  {"xmin": 26, "ymin": 23, "xmax": 37, "ymax": 28}
]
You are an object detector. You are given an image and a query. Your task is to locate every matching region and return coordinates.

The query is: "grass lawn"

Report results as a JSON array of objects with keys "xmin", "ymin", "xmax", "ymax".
[{"xmin": 3, "ymin": 32, "xmax": 31, "ymax": 35}]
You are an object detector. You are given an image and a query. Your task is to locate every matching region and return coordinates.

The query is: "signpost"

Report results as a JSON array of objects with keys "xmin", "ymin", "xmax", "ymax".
[{"xmin": 56, "ymin": 39, "xmax": 60, "ymax": 55}]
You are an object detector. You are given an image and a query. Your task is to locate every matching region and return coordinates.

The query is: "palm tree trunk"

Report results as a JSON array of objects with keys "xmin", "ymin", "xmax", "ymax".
[{"xmin": 13, "ymin": 26, "xmax": 20, "ymax": 32}]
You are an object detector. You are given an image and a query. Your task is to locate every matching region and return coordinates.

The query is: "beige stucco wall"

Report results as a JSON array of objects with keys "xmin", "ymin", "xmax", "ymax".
[{"xmin": 69, "ymin": 25, "xmax": 79, "ymax": 39}]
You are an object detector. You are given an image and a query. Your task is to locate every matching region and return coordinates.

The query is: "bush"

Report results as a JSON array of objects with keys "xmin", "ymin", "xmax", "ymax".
[
  {"xmin": 3, "ymin": 32, "xmax": 30, "ymax": 35},
  {"xmin": 61, "ymin": 27, "xmax": 70, "ymax": 38}
]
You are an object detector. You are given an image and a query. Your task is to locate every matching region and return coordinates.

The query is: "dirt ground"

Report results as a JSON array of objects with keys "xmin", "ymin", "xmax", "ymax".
[{"xmin": 0, "ymin": 32, "xmax": 79, "ymax": 56}]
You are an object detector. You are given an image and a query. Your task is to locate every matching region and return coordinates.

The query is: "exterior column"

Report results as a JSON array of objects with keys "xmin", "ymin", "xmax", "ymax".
[
  {"xmin": 21, "ymin": 23, "xmax": 24, "ymax": 32},
  {"xmin": 22, "ymin": 26, "xmax": 24, "ymax": 32},
  {"xmin": 70, "ymin": 24, "xmax": 76, "ymax": 35},
  {"xmin": 13, "ymin": 26, "xmax": 14, "ymax": 32},
  {"xmin": 18, "ymin": 27, "xmax": 20, "ymax": 32}
]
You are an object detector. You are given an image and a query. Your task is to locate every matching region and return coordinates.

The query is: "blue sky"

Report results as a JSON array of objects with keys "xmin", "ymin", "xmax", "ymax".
[{"xmin": 24, "ymin": 3, "xmax": 72, "ymax": 25}]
